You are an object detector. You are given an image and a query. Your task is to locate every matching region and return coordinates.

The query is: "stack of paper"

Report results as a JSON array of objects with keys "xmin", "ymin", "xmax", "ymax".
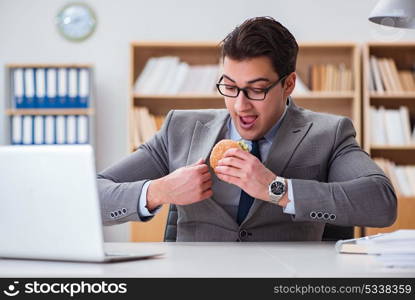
[
  {"xmin": 358, "ymin": 230, "xmax": 415, "ymax": 268},
  {"xmin": 336, "ymin": 230, "xmax": 415, "ymax": 268}
]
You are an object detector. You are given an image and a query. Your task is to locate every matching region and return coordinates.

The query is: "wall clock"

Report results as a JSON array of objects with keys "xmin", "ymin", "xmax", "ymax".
[{"xmin": 56, "ymin": 3, "xmax": 97, "ymax": 41}]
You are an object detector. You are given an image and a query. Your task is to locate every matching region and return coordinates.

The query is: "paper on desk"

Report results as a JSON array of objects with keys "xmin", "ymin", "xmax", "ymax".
[{"xmin": 356, "ymin": 230, "xmax": 415, "ymax": 268}]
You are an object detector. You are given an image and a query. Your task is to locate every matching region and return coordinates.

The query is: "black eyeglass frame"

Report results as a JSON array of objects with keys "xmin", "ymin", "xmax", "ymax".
[{"xmin": 216, "ymin": 74, "xmax": 288, "ymax": 101}]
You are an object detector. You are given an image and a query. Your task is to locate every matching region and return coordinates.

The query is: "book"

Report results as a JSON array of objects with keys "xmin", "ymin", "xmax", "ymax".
[
  {"xmin": 335, "ymin": 233, "xmax": 385, "ymax": 254},
  {"xmin": 399, "ymin": 106, "xmax": 412, "ymax": 144},
  {"xmin": 370, "ymin": 56, "xmax": 384, "ymax": 93},
  {"xmin": 335, "ymin": 230, "xmax": 415, "ymax": 256},
  {"xmin": 384, "ymin": 109, "xmax": 405, "ymax": 145}
]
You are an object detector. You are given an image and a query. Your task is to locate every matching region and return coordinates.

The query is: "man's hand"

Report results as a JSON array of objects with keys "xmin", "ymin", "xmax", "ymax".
[
  {"xmin": 146, "ymin": 158, "xmax": 213, "ymax": 210},
  {"xmin": 214, "ymin": 148, "xmax": 276, "ymax": 202}
]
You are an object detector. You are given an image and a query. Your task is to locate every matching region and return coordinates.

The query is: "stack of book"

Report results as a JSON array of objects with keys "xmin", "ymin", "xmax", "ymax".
[
  {"xmin": 370, "ymin": 106, "xmax": 415, "ymax": 146},
  {"xmin": 374, "ymin": 158, "xmax": 415, "ymax": 197},
  {"xmin": 369, "ymin": 56, "xmax": 415, "ymax": 93},
  {"xmin": 310, "ymin": 63, "xmax": 353, "ymax": 91},
  {"xmin": 133, "ymin": 56, "xmax": 220, "ymax": 95},
  {"xmin": 12, "ymin": 67, "xmax": 91, "ymax": 108},
  {"xmin": 131, "ymin": 107, "xmax": 165, "ymax": 149}
]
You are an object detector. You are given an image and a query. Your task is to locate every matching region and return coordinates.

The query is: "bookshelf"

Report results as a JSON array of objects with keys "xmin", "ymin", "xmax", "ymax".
[
  {"xmin": 5, "ymin": 64, "xmax": 94, "ymax": 146},
  {"xmin": 129, "ymin": 42, "xmax": 362, "ymax": 242},
  {"xmin": 362, "ymin": 42, "xmax": 415, "ymax": 236}
]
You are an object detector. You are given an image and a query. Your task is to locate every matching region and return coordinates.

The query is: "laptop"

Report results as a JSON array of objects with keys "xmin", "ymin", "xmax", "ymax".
[{"xmin": 0, "ymin": 145, "xmax": 163, "ymax": 262}]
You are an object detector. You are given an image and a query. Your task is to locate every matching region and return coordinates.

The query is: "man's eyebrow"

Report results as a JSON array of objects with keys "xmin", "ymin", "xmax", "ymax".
[
  {"xmin": 222, "ymin": 75, "xmax": 271, "ymax": 84},
  {"xmin": 222, "ymin": 75, "xmax": 235, "ymax": 83},
  {"xmin": 247, "ymin": 78, "xmax": 271, "ymax": 84}
]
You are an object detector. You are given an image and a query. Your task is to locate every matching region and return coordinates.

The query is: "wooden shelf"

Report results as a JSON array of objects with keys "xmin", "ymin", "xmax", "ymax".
[
  {"xmin": 371, "ymin": 145, "xmax": 415, "ymax": 150},
  {"xmin": 370, "ymin": 92, "xmax": 415, "ymax": 99},
  {"xmin": 6, "ymin": 63, "xmax": 93, "ymax": 68},
  {"xmin": 6, "ymin": 108, "xmax": 94, "ymax": 116},
  {"xmin": 362, "ymin": 42, "xmax": 415, "ymax": 236}
]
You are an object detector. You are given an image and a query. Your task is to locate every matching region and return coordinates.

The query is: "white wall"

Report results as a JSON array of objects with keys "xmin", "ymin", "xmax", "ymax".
[{"xmin": 1, "ymin": 0, "xmax": 414, "ymax": 241}]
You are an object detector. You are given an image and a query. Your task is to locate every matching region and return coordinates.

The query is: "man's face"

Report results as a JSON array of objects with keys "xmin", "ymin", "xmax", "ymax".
[{"xmin": 222, "ymin": 56, "xmax": 294, "ymax": 141}]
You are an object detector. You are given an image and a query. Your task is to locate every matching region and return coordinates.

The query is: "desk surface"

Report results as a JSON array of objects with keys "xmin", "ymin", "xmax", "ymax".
[{"xmin": 1, "ymin": 242, "xmax": 414, "ymax": 278}]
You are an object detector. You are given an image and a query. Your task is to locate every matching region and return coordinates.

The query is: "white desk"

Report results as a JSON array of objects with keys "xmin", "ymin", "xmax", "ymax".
[{"xmin": 1, "ymin": 242, "xmax": 414, "ymax": 277}]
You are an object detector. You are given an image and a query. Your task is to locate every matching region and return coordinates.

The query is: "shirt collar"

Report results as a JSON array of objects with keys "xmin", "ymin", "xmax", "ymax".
[{"xmin": 228, "ymin": 102, "xmax": 288, "ymax": 144}]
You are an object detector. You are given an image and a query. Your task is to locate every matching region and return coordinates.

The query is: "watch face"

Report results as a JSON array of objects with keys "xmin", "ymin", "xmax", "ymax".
[
  {"xmin": 56, "ymin": 3, "xmax": 96, "ymax": 41},
  {"xmin": 271, "ymin": 181, "xmax": 285, "ymax": 195}
]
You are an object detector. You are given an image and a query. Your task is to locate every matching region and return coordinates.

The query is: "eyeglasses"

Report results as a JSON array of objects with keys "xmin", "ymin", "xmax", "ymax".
[{"xmin": 216, "ymin": 74, "xmax": 287, "ymax": 101}]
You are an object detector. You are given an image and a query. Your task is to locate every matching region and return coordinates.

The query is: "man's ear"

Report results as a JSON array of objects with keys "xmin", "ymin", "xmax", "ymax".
[{"xmin": 283, "ymin": 72, "xmax": 296, "ymax": 98}]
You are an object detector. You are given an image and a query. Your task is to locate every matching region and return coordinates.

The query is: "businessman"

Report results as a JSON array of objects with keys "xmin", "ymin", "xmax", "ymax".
[{"xmin": 97, "ymin": 16, "xmax": 396, "ymax": 241}]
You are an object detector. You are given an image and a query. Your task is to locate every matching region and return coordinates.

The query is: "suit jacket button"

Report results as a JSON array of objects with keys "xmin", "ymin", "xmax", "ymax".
[
  {"xmin": 310, "ymin": 211, "xmax": 317, "ymax": 219},
  {"xmin": 110, "ymin": 212, "xmax": 115, "ymax": 218},
  {"xmin": 317, "ymin": 212, "xmax": 323, "ymax": 219},
  {"xmin": 323, "ymin": 213, "xmax": 330, "ymax": 220},
  {"xmin": 239, "ymin": 230, "xmax": 248, "ymax": 238},
  {"xmin": 330, "ymin": 214, "xmax": 336, "ymax": 221}
]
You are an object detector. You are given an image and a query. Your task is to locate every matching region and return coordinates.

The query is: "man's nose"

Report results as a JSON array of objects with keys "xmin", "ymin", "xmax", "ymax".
[{"xmin": 234, "ymin": 91, "xmax": 252, "ymax": 111}]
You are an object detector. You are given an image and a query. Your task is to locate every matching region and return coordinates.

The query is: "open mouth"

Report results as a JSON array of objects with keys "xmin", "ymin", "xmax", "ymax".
[{"xmin": 239, "ymin": 115, "xmax": 257, "ymax": 129}]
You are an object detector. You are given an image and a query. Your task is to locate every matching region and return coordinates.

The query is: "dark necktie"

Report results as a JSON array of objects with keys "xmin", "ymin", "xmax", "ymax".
[{"xmin": 236, "ymin": 140, "xmax": 261, "ymax": 225}]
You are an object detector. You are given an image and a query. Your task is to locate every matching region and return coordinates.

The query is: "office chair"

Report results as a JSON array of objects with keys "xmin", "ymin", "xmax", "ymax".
[{"xmin": 163, "ymin": 204, "xmax": 354, "ymax": 242}]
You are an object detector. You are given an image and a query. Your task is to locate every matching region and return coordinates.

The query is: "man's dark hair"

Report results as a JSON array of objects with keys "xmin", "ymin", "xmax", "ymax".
[{"xmin": 221, "ymin": 16, "xmax": 298, "ymax": 79}]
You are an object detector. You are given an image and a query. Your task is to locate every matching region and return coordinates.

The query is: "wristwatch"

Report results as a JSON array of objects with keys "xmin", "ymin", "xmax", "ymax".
[{"xmin": 268, "ymin": 176, "xmax": 287, "ymax": 204}]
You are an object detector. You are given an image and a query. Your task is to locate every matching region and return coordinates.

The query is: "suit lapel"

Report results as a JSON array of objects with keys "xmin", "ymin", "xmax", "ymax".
[
  {"xmin": 244, "ymin": 99, "xmax": 313, "ymax": 223},
  {"xmin": 186, "ymin": 111, "xmax": 229, "ymax": 166}
]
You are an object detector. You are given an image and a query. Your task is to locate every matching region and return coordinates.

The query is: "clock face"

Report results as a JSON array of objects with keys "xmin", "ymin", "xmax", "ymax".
[
  {"xmin": 271, "ymin": 181, "xmax": 285, "ymax": 195},
  {"xmin": 56, "ymin": 3, "xmax": 96, "ymax": 41}
]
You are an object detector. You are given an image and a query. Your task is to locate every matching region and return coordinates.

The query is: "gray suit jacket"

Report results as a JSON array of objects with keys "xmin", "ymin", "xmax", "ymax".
[{"xmin": 97, "ymin": 99, "xmax": 397, "ymax": 241}]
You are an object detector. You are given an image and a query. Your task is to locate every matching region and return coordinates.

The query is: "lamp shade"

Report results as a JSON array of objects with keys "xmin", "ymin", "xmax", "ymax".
[{"xmin": 369, "ymin": 0, "xmax": 415, "ymax": 29}]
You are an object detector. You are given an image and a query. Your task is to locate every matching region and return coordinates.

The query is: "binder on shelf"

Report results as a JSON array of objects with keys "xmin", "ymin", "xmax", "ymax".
[
  {"xmin": 77, "ymin": 115, "xmax": 89, "ymax": 144},
  {"xmin": 11, "ymin": 115, "xmax": 22, "ymax": 145},
  {"xmin": 24, "ymin": 68, "xmax": 36, "ymax": 108},
  {"xmin": 67, "ymin": 115, "xmax": 77, "ymax": 144},
  {"xmin": 35, "ymin": 68, "xmax": 47, "ymax": 108},
  {"xmin": 46, "ymin": 68, "xmax": 58, "ymax": 108},
  {"xmin": 68, "ymin": 68, "xmax": 79, "ymax": 108},
  {"xmin": 22, "ymin": 115, "xmax": 33, "ymax": 145},
  {"xmin": 33, "ymin": 115, "xmax": 44, "ymax": 145},
  {"xmin": 57, "ymin": 68, "xmax": 68, "ymax": 108},
  {"xmin": 13, "ymin": 68, "xmax": 25, "ymax": 109},
  {"xmin": 44, "ymin": 115, "xmax": 55, "ymax": 144},
  {"xmin": 79, "ymin": 68, "xmax": 90, "ymax": 108},
  {"xmin": 56, "ymin": 115, "xmax": 66, "ymax": 144}
]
